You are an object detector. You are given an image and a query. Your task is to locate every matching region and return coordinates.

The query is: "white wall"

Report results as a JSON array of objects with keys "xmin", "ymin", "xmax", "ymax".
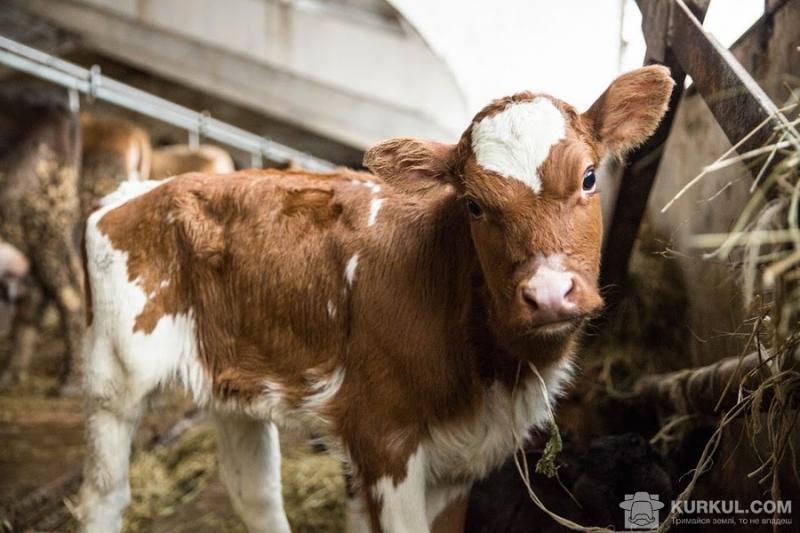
[
  {"xmin": 393, "ymin": 0, "xmax": 627, "ymax": 114},
  {"xmin": 21, "ymin": 0, "xmax": 764, "ymax": 150}
]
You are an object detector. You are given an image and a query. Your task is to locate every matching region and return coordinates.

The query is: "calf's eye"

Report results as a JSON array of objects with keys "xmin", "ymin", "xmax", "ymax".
[
  {"xmin": 582, "ymin": 167, "xmax": 596, "ymax": 193},
  {"xmin": 467, "ymin": 198, "xmax": 484, "ymax": 218}
]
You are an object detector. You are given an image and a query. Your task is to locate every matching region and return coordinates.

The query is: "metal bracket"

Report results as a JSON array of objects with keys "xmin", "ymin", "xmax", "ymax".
[{"xmin": 88, "ymin": 64, "xmax": 102, "ymax": 102}]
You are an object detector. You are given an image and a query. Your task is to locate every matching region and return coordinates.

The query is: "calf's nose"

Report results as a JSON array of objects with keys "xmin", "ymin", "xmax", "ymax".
[{"xmin": 520, "ymin": 266, "xmax": 576, "ymax": 324}]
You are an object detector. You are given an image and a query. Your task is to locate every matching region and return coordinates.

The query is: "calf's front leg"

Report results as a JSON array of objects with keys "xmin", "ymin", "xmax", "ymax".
[
  {"xmin": 213, "ymin": 412, "xmax": 291, "ymax": 533},
  {"xmin": 359, "ymin": 448, "xmax": 430, "ymax": 533}
]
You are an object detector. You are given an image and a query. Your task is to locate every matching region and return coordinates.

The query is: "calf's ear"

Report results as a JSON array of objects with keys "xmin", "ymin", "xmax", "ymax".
[
  {"xmin": 582, "ymin": 65, "xmax": 675, "ymax": 158},
  {"xmin": 363, "ymin": 137, "xmax": 455, "ymax": 193}
]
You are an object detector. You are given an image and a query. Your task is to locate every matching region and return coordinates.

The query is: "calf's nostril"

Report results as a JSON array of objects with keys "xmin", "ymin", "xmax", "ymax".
[
  {"xmin": 564, "ymin": 277, "xmax": 575, "ymax": 299},
  {"xmin": 521, "ymin": 287, "xmax": 539, "ymax": 310}
]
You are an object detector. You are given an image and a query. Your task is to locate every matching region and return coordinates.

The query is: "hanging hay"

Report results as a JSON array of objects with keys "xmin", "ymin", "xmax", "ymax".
[{"xmin": 658, "ymin": 84, "xmax": 800, "ymax": 521}]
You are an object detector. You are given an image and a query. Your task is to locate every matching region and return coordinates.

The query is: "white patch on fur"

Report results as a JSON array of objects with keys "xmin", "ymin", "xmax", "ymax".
[
  {"xmin": 367, "ymin": 198, "xmax": 384, "ymax": 227},
  {"xmin": 327, "ymin": 299, "xmax": 337, "ymax": 318},
  {"xmin": 344, "ymin": 253, "xmax": 359, "ymax": 286},
  {"xmin": 302, "ymin": 366, "xmax": 345, "ymax": 422},
  {"xmin": 351, "ymin": 178, "xmax": 381, "ymax": 194},
  {"xmin": 160, "ymin": 280, "xmax": 170, "ymax": 289},
  {"xmin": 426, "ymin": 359, "xmax": 574, "ymax": 481},
  {"xmin": 97, "ymin": 178, "xmax": 171, "ymax": 209},
  {"xmin": 471, "ymin": 98, "xmax": 565, "ymax": 194},
  {"xmin": 79, "ymin": 180, "xmax": 213, "ymax": 530},
  {"xmin": 84, "ymin": 178, "xmax": 209, "ymax": 401},
  {"xmin": 372, "ymin": 448, "xmax": 429, "ymax": 532},
  {"xmin": 220, "ymin": 367, "xmax": 344, "ymax": 432},
  {"xmin": 222, "ymin": 380, "xmax": 291, "ymax": 426}
]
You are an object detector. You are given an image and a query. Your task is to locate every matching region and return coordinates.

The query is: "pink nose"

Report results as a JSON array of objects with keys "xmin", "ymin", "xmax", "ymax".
[{"xmin": 520, "ymin": 266, "xmax": 576, "ymax": 325}]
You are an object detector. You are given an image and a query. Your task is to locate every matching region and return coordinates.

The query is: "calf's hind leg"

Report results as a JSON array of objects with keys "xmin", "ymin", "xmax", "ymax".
[
  {"xmin": 213, "ymin": 412, "xmax": 291, "ymax": 533},
  {"xmin": 76, "ymin": 334, "xmax": 147, "ymax": 533}
]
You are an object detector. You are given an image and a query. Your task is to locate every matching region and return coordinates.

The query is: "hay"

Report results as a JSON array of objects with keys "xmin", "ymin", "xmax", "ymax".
[
  {"xmin": 281, "ymin": 443, "xmax": 346, "ymax": 533},
  {"xmin": 123, "ymin": 424, "xmax": 346, "ymax": 533},
  {"xmin": 125, "ymin": 425, "xmax": 217, "ymax": 532},
  {"xmin": 659, "ymin": 83, "xmax": 800, "ymax": 522}
]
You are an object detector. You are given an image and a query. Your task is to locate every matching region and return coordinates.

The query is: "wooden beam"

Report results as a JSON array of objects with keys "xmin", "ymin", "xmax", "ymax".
[
  {"xmin": 600, "ymin": 0, "xmax": 798, "ymax": 309},
  {"xmin": 670, "ymin": 0, "xmax": 794, "ymax": 156},
  {"xmin": 600, "ymin": 0, "xmax": 709, "ymax": 306}
]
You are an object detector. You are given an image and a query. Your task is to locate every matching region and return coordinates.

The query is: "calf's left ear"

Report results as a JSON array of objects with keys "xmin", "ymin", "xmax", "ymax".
[
  {"xmin": 363, "ymin": 137, "xmax": 455, "ymax": 193},
  {"xmin": 582, "ymin": 65, "xmax": 675, "ymax": 158}
]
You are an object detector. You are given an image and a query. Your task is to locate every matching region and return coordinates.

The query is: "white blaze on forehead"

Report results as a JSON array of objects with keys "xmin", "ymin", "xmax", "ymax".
[{"xmin": 471, "ymin": 97, "xmax": 566, "ymax": 194}]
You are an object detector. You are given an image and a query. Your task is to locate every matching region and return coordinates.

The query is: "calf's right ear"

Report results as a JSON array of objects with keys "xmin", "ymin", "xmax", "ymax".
[{"xmin": 363, "ymin": 137, "xmax": 455, "ymax": 193}]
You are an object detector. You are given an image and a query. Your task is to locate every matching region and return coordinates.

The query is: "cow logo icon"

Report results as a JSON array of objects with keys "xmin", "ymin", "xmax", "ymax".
[{"xmin": 619, "ymin": 492, "xmax": 664, "ymax": 529}]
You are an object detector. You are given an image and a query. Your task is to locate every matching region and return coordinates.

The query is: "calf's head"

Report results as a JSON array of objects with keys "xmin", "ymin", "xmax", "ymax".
[{"xmin": 365, "ymin": 66, "xmax": 674, "ymax": 342}]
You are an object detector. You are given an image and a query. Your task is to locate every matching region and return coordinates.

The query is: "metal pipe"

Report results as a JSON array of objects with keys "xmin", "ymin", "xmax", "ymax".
[{"xmin": 0, "ymin": 36, "xmax": 336, "ymax": 172}]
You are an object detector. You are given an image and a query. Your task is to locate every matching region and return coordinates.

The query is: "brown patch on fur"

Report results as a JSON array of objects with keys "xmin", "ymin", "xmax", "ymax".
[
  {"xmin": 281, "ymin": 187, "xmax": 343, "ymax": 226},
  {"xmin": 431, "ymin": 493, "xmax": 468, "ymax": 533}
]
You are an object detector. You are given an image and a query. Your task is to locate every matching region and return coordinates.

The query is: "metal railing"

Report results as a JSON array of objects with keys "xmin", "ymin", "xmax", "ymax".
[{"xmin": 0, "ymin": 35, "xmax": 336, "ymax": 172}]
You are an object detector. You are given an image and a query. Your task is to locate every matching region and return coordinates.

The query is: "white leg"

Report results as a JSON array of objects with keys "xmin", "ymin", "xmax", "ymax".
[
  {"xmin": 76, "ymin": 334, "xmax": 146, "ymax": 533},
  {"xmin": 345, "ymin": 493, "xmax": 373, "ymax": 533},
  {"xmin": 213, "ymin": 412, "xmax": 291, "ymax": 533},
  {"xmin": 370, "ymin": 448, "xmax": 429, "ymax": 533}
]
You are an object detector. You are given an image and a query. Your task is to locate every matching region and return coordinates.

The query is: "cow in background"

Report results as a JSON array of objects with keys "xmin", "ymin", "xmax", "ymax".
[
  {"xmin": 79, "ymin": 113, "xmax": 151, "ymax": 219},
  {"xmin": 77, "ymin": 66, "xmax": 674, "ymax": 532},
  {"xmin": 150, "ymin": 143, "xmax": 234, "ymax": 180},
  {"xmin": 0, "ymin": 82, "xmax": 83, "ymax": 390}
]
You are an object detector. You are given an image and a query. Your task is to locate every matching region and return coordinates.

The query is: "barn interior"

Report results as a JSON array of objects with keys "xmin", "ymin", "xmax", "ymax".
[{"xmin": 1, "ymin": 1, "xmax": 799, "ymax": 532}]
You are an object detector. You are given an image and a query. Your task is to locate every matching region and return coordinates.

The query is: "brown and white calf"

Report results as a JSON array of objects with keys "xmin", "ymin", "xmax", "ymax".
[{"xmin": 76, "ymin": 66, "xmax": 673, "ymax": 533}]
